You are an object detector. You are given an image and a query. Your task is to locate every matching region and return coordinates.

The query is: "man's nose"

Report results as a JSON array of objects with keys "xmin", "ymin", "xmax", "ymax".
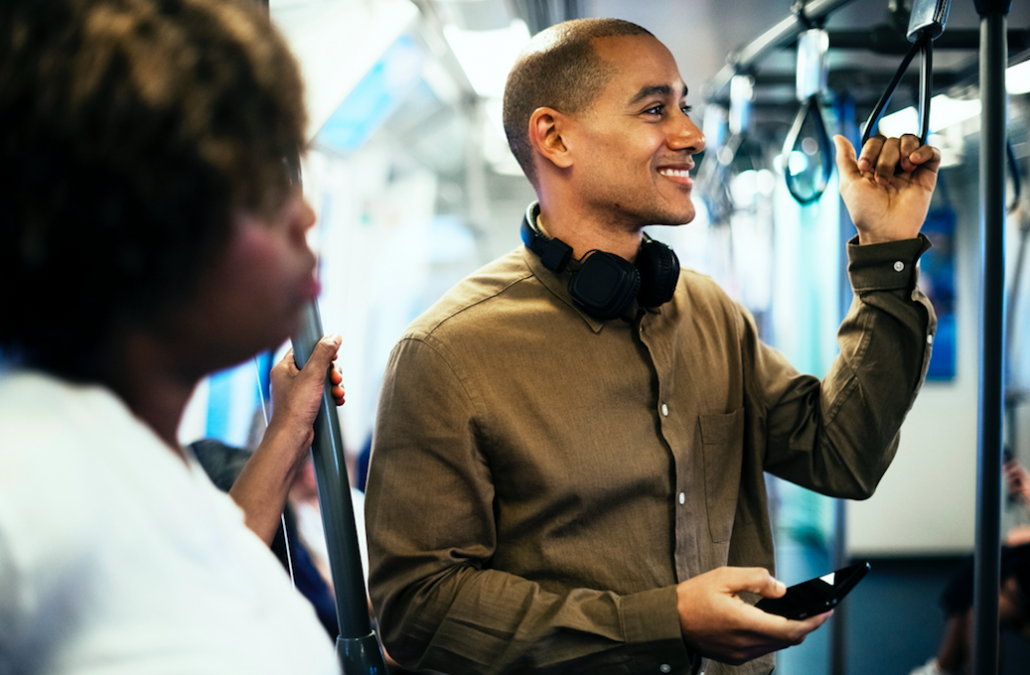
[{"xmin": 670, "ymin": 114, "xmax": 705, "ymax": 154}]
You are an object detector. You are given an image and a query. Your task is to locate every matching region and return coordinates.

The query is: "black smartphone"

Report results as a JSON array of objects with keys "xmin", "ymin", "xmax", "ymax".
[{"xmin": 754, "ymin": 562, "xmax": 870, "ymax": 620}]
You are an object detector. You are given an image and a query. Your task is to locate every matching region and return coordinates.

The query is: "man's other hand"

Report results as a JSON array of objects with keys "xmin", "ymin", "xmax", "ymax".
[
  {"xmin": 834, "ymin": 134, "xmax": 941, "ymax": 245},
  {"xmin": 676, "ymin": 566, "xmax": 831, "ymax": 665}
]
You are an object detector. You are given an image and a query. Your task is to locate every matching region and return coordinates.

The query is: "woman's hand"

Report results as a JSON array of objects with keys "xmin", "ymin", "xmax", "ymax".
[
  {"xmin": 230, "ymin": 334, "xmax": 344, "ymax": 544},
  {"xmin": 266, "ymin": 335, "xmax": 344, "ymax": 460}
]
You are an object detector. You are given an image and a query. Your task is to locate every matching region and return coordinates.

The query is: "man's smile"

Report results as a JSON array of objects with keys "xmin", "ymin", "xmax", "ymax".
[{"xmin": 657, "ymin": 164, "xmax": 695, "ymax": 186}]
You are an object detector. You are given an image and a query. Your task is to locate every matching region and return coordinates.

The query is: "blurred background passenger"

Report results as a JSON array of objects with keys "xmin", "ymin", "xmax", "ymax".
[
  {"xmin": 909, "ymin": 457, "xmax": 1030, "ymax": 675},
  {"xmin": 0, "ymin": 0, "xmax": 344, "ymax": 672}
]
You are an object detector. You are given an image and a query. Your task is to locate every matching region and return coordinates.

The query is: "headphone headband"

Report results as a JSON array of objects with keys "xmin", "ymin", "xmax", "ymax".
[{"xmin": 520, "ymin": 204, "xmax": 573, "ymax": 273}]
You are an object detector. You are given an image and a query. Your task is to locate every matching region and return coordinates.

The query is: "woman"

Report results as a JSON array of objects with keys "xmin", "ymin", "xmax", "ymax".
[{"xmin": 0, "ymin": 0, "xmax": 343, "ymax": 671}]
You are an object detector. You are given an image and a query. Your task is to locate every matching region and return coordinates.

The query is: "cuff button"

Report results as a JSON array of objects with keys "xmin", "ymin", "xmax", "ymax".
[{"xmin": 893, "ymin": 261, "xmax": 905, "ymax": 272}]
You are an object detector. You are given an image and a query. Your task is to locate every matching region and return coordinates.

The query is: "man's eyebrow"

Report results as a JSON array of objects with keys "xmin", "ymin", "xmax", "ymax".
[{"xmin": 629, "ymin": 84, "xmax": 689, "ymax": 105}]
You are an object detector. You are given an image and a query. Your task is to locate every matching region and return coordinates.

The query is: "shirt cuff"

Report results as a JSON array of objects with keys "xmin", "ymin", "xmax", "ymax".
[
  {"xmin": 846, "ymin": 233, "xmax": 932, "ymax": 292},
  {"xmin": 619, "ymin": 585, "xmax": 697, "ymax": 672}
]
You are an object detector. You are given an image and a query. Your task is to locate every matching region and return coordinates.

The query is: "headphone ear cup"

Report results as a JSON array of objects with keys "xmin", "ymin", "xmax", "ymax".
[
  {"xmin": 568, "ymin": 252, "xmax": 640, "ymax": 321},
  {"xmin": 636, "ymin": 240, "xmax": 680, "ymax": 307}
]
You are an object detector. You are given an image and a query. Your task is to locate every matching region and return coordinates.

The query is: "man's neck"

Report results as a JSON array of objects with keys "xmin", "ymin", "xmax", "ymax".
[{"xmin": 537, "ymin": 197, "xmax": 644, "ymax": 263}]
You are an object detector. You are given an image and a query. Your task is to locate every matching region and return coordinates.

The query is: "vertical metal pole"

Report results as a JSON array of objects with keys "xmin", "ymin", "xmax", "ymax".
[
  {"xmin": 831, "ymin": 92, "xmax": 858, "ymax": 675},
  {"xmin": 829, "ymin": 498, "xmax": 847, "ymax": 675},
  {"xmin": 972, "ymin": 1, "xmax": 1010, "ymax": 673},
  {"xmin": 260, "ymin": 0, "xmax": 382, "ymax": 665},
  {"xmin": 293, "ymin": 302, "xmax": 386, "ymax": 675}
]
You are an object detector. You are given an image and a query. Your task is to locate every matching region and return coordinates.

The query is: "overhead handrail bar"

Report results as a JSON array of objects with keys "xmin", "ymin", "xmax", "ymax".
[{"xmin": 705, "ymin": 0, "xmax": 859, "ymax": 103}]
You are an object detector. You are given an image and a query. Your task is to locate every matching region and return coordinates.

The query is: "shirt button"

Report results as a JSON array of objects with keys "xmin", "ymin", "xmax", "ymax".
[
  {"xmin": 661, "ymin": 403, "xmax": 669, "ymax": 417},
  {"xmin": 893, "ymin": 261, "xmax": 905, "ymax": 272},
  {"xmin": 660, "ymin": 665, "xmax": 671, "ymax": 674},
  {"xmin": 678, "ymin": 492, "xmax": 686, "ymax": 505},
  {"xmin": 927, "ymin": 334, "xmax": 934, "ymax": 345}
]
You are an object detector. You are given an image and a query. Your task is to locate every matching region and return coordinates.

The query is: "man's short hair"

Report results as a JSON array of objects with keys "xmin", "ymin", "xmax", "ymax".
[
  {"xmin": 502, "ymin": 18, "xmax": 653, "ymax": 184},
  {"xmin": 0, "ymin": 0, "xmax": 306, "ymax": 374}
]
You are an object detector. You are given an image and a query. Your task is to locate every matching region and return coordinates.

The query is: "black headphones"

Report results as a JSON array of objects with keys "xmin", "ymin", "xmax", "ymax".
[{"xmin": 520, "ymin": 203, "xmax": 680, "ymax": 321}]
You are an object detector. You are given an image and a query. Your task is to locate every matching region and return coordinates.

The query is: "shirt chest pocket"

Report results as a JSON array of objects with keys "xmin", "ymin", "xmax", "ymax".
[{"xmin": 698, "ymin": 408, "xmax": 745, "ymax": 543}]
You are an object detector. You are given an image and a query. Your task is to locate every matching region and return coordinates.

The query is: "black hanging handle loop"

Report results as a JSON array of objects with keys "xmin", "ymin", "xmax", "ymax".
[
  {"xmin": 785, "ymin": 3, "xmax": 832, "ymax": 205},
  {"xmin": 784, "ymin": 95, "xmax": 834, "ymax": 206},
  {"xmin": 861, "ymin": 34, "xmax": 931, "ymax": 146},
  {"xmin": 862, "ymin": 0, "xmax": 952, "ymax": 147}
]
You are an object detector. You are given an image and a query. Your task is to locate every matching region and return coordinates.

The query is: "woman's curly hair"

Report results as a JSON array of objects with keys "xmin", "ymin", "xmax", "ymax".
[{"xmin": 0, "ymin": 0, "xmax": 306, "ymax": 372}]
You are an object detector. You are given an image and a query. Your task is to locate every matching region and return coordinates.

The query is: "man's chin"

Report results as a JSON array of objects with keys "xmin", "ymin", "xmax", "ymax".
[{"xmin": 652, "ymin": 205, "xmax": 696, "ymax": 227}]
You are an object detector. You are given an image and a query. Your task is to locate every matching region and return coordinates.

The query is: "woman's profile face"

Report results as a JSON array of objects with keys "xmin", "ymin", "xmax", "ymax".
[{"xmin": 158, "ymin": 189, "xmax": 320, "ymax": 373}]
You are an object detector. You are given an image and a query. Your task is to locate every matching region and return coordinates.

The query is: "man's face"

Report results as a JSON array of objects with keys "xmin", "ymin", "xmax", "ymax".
[{"xmin": 565, "ymin": 34, "xmax": 705, "ymax": 229}]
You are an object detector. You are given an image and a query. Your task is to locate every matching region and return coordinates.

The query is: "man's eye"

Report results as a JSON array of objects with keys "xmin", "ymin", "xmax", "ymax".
[
  {"xmin": 681, "ymin": 105, "xmax": 693, "ymax": 115},
  {"xmin": 645, "ymin": 105, "xmax": 664, "ymax": 115}
]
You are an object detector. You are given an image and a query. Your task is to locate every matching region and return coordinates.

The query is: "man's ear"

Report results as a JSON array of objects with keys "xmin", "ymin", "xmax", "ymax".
[{"xmin": 528, "ymin": 107, "xmax": 574, "ymax": 170}]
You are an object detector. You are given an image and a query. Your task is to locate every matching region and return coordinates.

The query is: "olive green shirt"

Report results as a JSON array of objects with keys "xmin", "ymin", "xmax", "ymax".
[{"xmin": 366, "ymin": 235, "xmax": 935, "ymax": 675}]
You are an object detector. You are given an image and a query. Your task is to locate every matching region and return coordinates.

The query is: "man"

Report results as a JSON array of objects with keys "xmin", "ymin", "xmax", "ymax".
[{"xmin": 365, "ymin": 18, "xmax": 938, "ymax": 675}]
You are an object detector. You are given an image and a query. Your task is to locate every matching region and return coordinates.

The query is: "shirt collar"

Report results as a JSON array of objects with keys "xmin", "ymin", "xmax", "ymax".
[{"xmin": 520, "ymin": 244, "xmax": 607, "ymax": 333}]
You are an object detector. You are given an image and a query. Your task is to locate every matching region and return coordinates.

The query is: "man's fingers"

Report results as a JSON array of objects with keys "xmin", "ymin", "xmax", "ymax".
[
  {"xmin": 899, "ymin": 134, "xmax": 922, "ymax": 172},
  {"xmin": 737, "ymin": 602, "xmax": 831, "ymax": 650},
  {"xmin": 911, "ymin": 143, "xmax": 942, "ymax": 175},
  {"xmin": 874, "ymin": 137, "xmax": 902, "ymax": 185},
  {"xmin": 798, "ymin": 610, "xmax": 833, "ymax": 633},
  {"xmin": 723, "ymin": 567, "xmax": 786, "ymax": 598},
  {"xmin": 833, "ymin": 135, "xmax": 861, "ymax": 183},
  {"xmin": 785, "ymin": 611, "xmax": 832, "ymax": 645},
  {"xmin": 857, "ymin": 134, "xmax": 886, "ymax": 173}
]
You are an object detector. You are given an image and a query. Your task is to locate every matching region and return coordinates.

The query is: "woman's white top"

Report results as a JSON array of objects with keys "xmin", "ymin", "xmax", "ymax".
[{"xmin": 0, "ymin": 370, "xmax": 339, "ymax": 675}]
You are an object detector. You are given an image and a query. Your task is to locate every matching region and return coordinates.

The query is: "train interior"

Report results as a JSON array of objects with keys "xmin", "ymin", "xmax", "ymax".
[{"xmin": 166, "ymin": 0, "xmax": 1030, "ymax": 672}]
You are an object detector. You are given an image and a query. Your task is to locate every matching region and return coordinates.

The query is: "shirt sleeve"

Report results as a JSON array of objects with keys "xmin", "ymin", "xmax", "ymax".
[
  {"xmin": 365, "ymin": 336, "xmax": 694, "ymax": 675},
  {"xmin": 753, "ymin": 234, "xmax": 937, "ymax": 497}
]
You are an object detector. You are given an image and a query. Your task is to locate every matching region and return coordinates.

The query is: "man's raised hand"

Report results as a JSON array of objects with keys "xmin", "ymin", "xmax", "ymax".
[{"xmin": 834, "ymin": 134, "xmax": 941, "ymax": 245}]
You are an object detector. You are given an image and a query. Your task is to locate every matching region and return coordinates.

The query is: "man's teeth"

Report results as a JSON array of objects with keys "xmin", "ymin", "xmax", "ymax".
[{"xmin": 659, "ymin": 168, "xmax": 691, "ymax": 177}]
